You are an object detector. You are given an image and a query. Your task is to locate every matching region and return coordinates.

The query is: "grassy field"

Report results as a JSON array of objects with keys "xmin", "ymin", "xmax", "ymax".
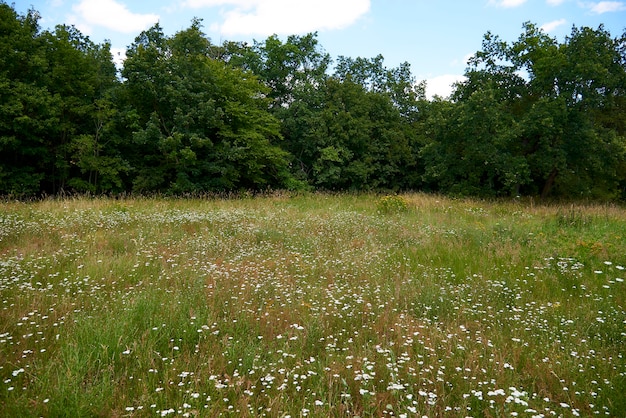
[{"xmin": 0, "ymin": 193, "xmax": 624, "ymax": 417}]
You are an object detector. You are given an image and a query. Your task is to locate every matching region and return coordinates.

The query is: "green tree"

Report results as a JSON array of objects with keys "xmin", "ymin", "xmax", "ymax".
[
  {"xmin": 67, "ymin": 95, "xmax": 131, "ymax": 194},
  {"xmin": 44, "ymin": 25, "xmax": 122, "ymax": 193},
  {"xmin": 0, "ymin": 3, "xmax": 123, "ymax": 195},
  {"xmin": 220, "ymin": 33, "xmax": 330, "ymax": 188},
  {"xmin": 421, "ymin": 87, "xmax": 529, "ymax": 196},
  {"xmin": 121, "ymin": 20, "xmax": 292, "ymax": 193},
  {"xmin": 436, "ymin": 22, "xmax": 626, "ymax": 198},
  {"xmin": 187, "ymin": 33, "xmax": 424, "ymax": 191},
  {"xmin": 250, "ymin": 33, "xmax": 331, "ymax": 109},
  {"xmin": 334, "ymin": 54, "xmax": 425, "ymax": 118},
  {"xmin": 0, "ymin": 4, "xmax": 53, "ymax": 195},
  {"xmin": 330, "ymin": 54, "xmax": 426, "ymax": 190},
  {"xmin": 304, "ymin": 77, "xmax": 415, "ymax": 190}
]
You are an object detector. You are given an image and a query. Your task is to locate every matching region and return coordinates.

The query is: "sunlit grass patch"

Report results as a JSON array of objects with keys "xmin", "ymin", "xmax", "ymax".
[{"xmin": 1, "ymin": 193, "xmax": 625, "ymax": 416}]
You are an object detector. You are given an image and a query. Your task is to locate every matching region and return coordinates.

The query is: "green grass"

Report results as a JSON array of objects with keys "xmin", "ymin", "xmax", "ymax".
[{"xmin": 1, "ymin": 193, "xmax": 624, "ymax": 417}]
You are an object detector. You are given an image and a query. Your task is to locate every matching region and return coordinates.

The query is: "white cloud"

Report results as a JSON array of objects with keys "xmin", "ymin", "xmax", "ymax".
[
  {"xmin": 110, "ymin": 47, "xmax": 127, "ymax": 69},
  {"xmin": 546, "ymin": 0, "xmax": 566, "ymax": 5},
  {"xmin": 425, "ymin": 74, "xmax": 466, "ymax": 100},
  {"xmin": 586, "ymin": 1, "xmax": 626, "ymax": 13},
  {"xmin": 71, "ymin": 0, "xmax": 159, "ymax": 35},
  {"xmin": 183, "ymin": 0, "xmax": 370, "ymax": 36},
  {"xmin": 540, "ymin": 18, "xmax": 567, "ymax": 32},
  {"xmin": 186, "ymin": 0, "xmax": 256, "ymax": 6},
  {"xmin": 488, "ymin": 0, "xmax": 528, "ymax": 8}
]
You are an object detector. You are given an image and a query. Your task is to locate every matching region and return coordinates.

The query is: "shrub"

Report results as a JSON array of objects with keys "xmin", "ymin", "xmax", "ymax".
[{"xmin": 377, "ymin": 195, "xmax": 409, "ymax": 214}]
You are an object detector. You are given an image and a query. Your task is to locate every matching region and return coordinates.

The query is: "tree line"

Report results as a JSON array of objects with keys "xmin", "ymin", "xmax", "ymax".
[{"xmin": 2, "ymin": 3, "xmax": 625, "ymax": 199}]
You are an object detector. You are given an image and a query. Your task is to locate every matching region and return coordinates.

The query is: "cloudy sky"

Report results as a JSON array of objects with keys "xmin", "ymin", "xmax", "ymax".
[{"xmin": 15, "ymin": 0, "xmax": 626, "ymax": 98}]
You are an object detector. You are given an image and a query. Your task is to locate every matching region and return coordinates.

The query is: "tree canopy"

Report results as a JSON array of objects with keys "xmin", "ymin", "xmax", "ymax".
[{"xmin": 1, "ymin": 3, "xmax": 625, "ymax": 199}]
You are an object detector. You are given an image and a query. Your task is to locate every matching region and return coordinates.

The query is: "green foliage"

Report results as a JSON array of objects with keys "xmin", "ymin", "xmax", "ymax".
[
  {"xmin": 121, "ymin": 21, "xmax": 292, "ymax": 193},
  {"xmin": 1, "ymin": 2, "xmax": 625, "ymax": 200},
  {"xmin": 438, "ymin": 22, "xmax": 626, "ymax": 199},
  {"xmin": 0, "ymin": 4, "xmax": 123, "ymax": 195},
  {"xmin": 422, "ymin": 87, "xmax": 531, "ymax": 197}
]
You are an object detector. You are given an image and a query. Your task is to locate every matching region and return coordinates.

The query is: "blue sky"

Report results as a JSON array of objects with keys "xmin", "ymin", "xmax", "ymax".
[{"xmin": 14, "ymin": 0, "xmax": 626, "ymax": 98}]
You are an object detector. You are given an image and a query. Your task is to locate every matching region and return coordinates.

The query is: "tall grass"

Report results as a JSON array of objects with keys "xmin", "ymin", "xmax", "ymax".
[{"xmin": 1, "ymin": 193, "xmax": 624, "ymax": 417}]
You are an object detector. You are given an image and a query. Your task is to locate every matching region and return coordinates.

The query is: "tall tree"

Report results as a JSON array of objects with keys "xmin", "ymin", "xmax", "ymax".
[
  {"xmin": 43, "ymin": 25, "xmax": 121, "ymax": 193},
  {"xmin": 0, "ymin": 4, "xmax": 120, "ymax": 195},
  {"xmin": 0, "ymin": 4, "xmax": 52, "ymax": 195},
  {"xmin": 121, "ymin": 20, "xmax": 292, "ymax": 193},
  {"xmin": 291, "ymin": 76, "xmax": 415, "ymax": 190},
  {"xmin": 436, "ymin": 22, "xmax": 626, "ymax": 198},
  {"xmin": 250, "ymin": 33, "xmax": 331, "ymax": 109},
  {"xmin": 334, "ymin": 55, "xmax": 425, "ymax": 117}
]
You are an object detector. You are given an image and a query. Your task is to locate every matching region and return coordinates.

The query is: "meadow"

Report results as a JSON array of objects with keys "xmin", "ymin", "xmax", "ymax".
[{"xmin": 0, "ymin": 193, "xmax": 624, "ymax": 417}]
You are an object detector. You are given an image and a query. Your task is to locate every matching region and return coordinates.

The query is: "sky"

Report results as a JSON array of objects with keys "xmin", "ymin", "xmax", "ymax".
[{"xmin": 13, "ymin": 0, "xmax": 626, "ymax": 98}]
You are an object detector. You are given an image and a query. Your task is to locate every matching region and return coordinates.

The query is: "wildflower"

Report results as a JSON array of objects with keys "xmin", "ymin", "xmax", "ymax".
[
  {"xmin": 387, "ymin": 382, "xmax": 404, "ymax": 390},
  {"xmin": 488, "ymin": 389, "xmax": 506, "ymax": 396}
]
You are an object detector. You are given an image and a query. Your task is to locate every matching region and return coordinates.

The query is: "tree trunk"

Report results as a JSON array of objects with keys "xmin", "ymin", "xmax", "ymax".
[{"xmin": 541, "ymin": 168, "xmax": 558, "ymax": 199}]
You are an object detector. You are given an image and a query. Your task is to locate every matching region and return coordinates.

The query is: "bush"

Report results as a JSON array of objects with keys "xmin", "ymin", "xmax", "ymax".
[{"xmin": 377, "ymin": 195, "xmax": 409, "ymax": 214}]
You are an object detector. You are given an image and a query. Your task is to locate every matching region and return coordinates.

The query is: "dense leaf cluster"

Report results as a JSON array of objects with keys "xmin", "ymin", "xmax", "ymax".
[{"xmin": 1, "ymin": 3, "xmax": 625, "ymax": 198}]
